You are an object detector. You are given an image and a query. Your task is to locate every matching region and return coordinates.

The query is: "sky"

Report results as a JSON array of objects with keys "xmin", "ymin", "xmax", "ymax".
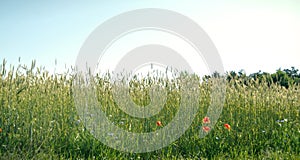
[{"xmin": 0, "ymin": 0, "xmax": 300, "ymax": 75}]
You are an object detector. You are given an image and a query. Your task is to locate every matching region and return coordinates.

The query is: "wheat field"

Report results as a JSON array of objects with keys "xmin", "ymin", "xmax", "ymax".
[{"xmin": 0, "ymin": 60, "xmax": 299, "ymax": 159}]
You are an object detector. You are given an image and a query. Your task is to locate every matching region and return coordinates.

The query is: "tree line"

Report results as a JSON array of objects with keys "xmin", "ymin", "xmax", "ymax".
[{"xmin": 225, "ymin": 67, "xmax": 300, "ymax": 88}]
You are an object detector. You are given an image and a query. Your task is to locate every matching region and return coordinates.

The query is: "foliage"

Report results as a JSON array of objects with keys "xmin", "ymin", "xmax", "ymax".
[{"xmin": 228, "ymin": 67, "xmax": 300, "ymax": 88}]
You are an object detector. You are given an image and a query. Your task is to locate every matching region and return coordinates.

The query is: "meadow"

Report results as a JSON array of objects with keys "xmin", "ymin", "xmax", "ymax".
[{"xmin": 0, "ymin": 60, "xmax": 299, "ymax": 159}]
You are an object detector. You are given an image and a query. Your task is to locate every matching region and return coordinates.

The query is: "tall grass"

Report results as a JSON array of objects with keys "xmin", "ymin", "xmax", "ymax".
[{"xmin": 0, "ymin": 60, "xmax": 299, "ymax": 159}]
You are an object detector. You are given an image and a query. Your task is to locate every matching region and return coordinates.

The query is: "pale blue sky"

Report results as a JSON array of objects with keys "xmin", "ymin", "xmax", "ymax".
[{"xmin": 1, "ymin": 0, "xmax": 299, "ymax": 74}]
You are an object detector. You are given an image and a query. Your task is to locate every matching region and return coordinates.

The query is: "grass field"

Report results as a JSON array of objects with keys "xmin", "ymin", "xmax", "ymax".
[{"xmin": 0, "ymin": 60, "xmax": 299, "ymax": 159}]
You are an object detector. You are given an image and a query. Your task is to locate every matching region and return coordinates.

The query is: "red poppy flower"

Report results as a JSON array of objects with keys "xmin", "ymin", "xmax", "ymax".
[
  {"xmin": 0, "ymin": 128, "xmax": 2, "ymax": 133},
  {"xmin": 202, "ymin": 116, "xmax": 210, "ymax": 124},
  {"xmin": 224, "ymin": 124, "xmax": 231, "ymax": 131},
  {"xmin": 202, "ymin": 126, "xmax": 210, "ymax": 133},
  {"xmin": 156, "ymin": 121, "xmax": 162, "ymax": 127}
]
